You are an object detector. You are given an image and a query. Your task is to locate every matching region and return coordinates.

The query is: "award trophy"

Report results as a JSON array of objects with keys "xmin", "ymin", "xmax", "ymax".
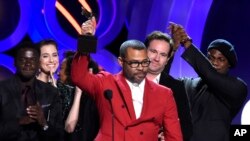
[{"xmin": 77, "ymin": 7, "xmax": 97, "ymax": 53}]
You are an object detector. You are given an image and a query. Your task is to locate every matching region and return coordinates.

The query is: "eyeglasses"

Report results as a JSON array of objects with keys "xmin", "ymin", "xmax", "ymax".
[{"xmin": 123, "ymin": 59, "xmax": 151, "ymax": 68}]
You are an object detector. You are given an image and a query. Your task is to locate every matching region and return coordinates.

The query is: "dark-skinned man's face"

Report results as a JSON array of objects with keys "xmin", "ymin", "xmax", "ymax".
[{"xmin": 15, "ymin": 48, "xmax": 39, "ymax": 80}]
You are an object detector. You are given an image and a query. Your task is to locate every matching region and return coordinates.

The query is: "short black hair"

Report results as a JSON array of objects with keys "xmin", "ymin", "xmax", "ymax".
[
  {"xmin": 119, "ymin": 40, "xmax": 146, "ymax": 58},
  {"xmin": 15, "ymin": 42, "xmax": 39, "ymax": 59},
  {"xmin": 62, "ymin": 50, "xmax": 100, "ymax": 85},
  {"xmin": 63, "ymin": 50, "xmax": 75, "ymax": 81}
]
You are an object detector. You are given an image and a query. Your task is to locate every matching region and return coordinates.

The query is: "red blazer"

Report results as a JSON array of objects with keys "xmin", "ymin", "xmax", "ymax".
[{"xmin": 71, "ymin": 54, "xmax": 183, "ymax": 141}]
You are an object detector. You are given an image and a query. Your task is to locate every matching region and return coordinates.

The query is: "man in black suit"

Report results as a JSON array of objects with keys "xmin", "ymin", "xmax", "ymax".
[
  {"xmin": 169, "ymin": 23, "xmax": 247, "ymax": 141},
  {"xmin": 145, "ymin": 31, "xmax": 193, "ymax": 141},
  {"xmin": 0, "ymin": 43, "xmax": 63, "ymax": 141}
]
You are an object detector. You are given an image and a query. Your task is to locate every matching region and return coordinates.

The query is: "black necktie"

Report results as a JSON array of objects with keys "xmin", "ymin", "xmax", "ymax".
[
  {"xmin": 22, "ymin": 86, "xmax": 36, "ymax": 108},
  {"xmin": 22, "ymin": 86, "xmax": 30, "ymax": 108}
]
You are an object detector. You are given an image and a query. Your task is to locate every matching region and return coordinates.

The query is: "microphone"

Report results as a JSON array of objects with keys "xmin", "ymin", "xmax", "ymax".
[
  {"xmin": 104, "ymin": 89, "xmax": 114, "ymax": 141},
  {"xmin": 104, "ymin": 89, "xmax": 113, "ymax": 100}
]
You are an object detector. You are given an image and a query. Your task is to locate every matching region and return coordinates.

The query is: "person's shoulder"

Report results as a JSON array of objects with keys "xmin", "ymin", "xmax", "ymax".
[
  {"xmin": 236, "ymin": 77, "xmax": 247, "ymax": 85},
  {"xmin": 160, "ymin": 73, "xmax": 182, "ymax": 84},
  {"xmin": 0, "ymin": 76, "xmax": 16, "ymax": 86},
  {"xmin": 160, "ymin": 72, "xmax": 174, "ymax": 81},
  {"xmin": 148, "ymin": 79, "xmax": 172, "ymax": 93},
  {"xmin": 226, "ymin": 75, "xmax": 248, "ymax": 89},
  {"xmin": 0, "ymin": 76, "xmax": 19, "ymax": 97},
  {"xmin": 0, "ymin": 78, "xmax": 10, "ymax": 85},
  {"xmin": 235, "ymin": 77, "xmax": 248, "ymax": 92},
  {"xmin": 98, "ymin": 69, "xmax": 111, "ymax": 76},
  {"xmin": 179, "ymin": 76, "xmax": 200, "ymax": 84},
  {"xmin": 36, "ymin": 79, "xmax": 58, "ymax": 93},
  {"xmin": 178, "ymin": 76, "xmax": 198, "ymax": 81}
]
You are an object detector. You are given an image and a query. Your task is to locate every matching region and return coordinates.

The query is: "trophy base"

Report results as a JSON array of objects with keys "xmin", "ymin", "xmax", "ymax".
[{"xmin": 77, "ymin": 35, "xmax": 97, "ymax": 53}]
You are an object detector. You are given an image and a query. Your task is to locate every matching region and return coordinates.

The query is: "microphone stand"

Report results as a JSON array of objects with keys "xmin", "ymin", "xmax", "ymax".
[
  {"xmin": 110, "ymin": 102, "xmax": 114, "ymax": 141},
  {"xmin": 104, "ymin": 89, "xmax": 114, "ymax": 141}
]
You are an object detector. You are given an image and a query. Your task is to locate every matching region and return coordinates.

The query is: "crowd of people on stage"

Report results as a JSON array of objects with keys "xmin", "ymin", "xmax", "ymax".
[{"xmin": 0, "ymin": 15, "xmax": 248, "ymax": 141}]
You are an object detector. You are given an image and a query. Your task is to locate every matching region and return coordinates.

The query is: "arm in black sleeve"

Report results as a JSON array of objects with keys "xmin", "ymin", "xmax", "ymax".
[
  {"xmin": 0, "ymin": 117, "xmax": 21, "ymax": 140},
  {"xmin": 181, "ymin": 44, "xmax": 247, "ymax": 110},
  {"xmin": 0, "ymin": 86, "xmax": 21, "ymax": 140}
]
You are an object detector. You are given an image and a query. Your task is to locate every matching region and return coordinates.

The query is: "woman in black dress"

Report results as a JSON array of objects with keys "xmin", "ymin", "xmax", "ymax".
[{"xmin": 58, "ymin": 51, "xmax": 100, "ymax": 141}]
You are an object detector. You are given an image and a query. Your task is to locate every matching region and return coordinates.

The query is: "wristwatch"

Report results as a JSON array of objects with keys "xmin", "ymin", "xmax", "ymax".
[{"xmin": 43, "ymin": 124, "xmax": 49, "ymax": 131}]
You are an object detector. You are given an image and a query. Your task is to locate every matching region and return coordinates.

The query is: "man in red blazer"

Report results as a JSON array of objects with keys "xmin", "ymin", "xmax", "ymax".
[{"xmin": 71, "ymin": 18, "xmax": 182, "ymax": 141}]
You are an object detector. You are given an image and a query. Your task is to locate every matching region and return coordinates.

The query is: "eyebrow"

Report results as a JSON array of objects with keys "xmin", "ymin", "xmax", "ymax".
[
  {"xmin": 149, "ymin": 48, "xmax": 168, "ymax": 54},
  {"xmin": 126, "ymin": 58, "xmax": 149, "ymax": 62}
]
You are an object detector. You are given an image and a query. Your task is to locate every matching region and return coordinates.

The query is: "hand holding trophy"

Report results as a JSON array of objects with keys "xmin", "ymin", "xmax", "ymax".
[
  {"xmin": 80, "ymin": 7, "xmax": 96, "ymax": 35},
  {"xmin": 78, "ymin": 6, "xmax": 97, "ymax": 53}
]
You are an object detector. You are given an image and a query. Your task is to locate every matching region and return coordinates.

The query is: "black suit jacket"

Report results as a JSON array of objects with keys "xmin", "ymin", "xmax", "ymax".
[
  {"xmin": 0, "ymin": 75, "xmax": 63, "ymax": 141},
  {"xmin": 159, "ymin": 71, "xmax": 193, "ymax": 141}
]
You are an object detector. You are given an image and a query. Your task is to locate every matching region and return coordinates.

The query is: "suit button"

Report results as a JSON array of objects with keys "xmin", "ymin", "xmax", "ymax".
[
  {"xmin": 121, "ymin": 105, "xmax": 125, "ymax": 108},
  {"xmin": 125, "ymin": 127, "xmax": 128, "ymax": 130},
  {"xmin": 140, "ymin": 131, "xmax": 143, "ymax": 135}
]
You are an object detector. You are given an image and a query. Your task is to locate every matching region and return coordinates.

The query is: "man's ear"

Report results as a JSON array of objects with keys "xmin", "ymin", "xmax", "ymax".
[
  {"xmin": 118, "ymin": 57, "xmax": 123, "ymax": 67},
  {"xmin": 164, "ymin": 56, "xmax": 171, "ymax": 66}
]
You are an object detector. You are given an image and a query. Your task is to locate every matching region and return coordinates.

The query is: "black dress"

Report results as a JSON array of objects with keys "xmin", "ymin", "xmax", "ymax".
[{"xmin": 58, "ymin": 81, "xmax": 100, "ymax": 141}]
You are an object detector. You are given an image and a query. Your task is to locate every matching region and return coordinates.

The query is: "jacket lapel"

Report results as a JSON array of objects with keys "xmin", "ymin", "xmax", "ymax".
[
  {"xmin": 9, "ymin": 76, "xmax": 23, "ymax": 117},
  {"xmin": 114, "ymin": 73, "xmax": 136, "ymax": 121},
  {"xmin": 140, "ymin": 79, "xmax": 152, "ymax": 118},
  {"xmin": 130, "ymin": 79, "xmax": 156, "ymax": 125}
]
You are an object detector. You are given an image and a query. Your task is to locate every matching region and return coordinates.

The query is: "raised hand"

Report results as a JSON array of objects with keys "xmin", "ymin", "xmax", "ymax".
[
  {"xmin": 168, "ymin": 22, "xmax": 192, "ymax": 49},
  {"xmin": 49, "ymin": 70, "xmax": 57, "ymax": 87},
  {"xmin": 81, "ymin": 17, "xmax": 97, "ymax": 35}
]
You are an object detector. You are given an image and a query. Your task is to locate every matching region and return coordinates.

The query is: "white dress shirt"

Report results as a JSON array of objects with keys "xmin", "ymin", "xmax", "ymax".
[
  {"xmin": 126, "ymin": 79, "xmax": 145, "ymax": 119},
  {"xmin": 152, "ymin": 73, "xmax": 161, "ymax": 84}
]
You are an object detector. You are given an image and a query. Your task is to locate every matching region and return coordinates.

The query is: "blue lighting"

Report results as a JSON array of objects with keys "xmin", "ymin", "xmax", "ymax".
[
  {"xmin": 0, "ymin": 0, "xmax": 31, "ymax": 52},
  {"xmin": 0, "ymin": 54, "xmax": 15, "ymax": 73}
]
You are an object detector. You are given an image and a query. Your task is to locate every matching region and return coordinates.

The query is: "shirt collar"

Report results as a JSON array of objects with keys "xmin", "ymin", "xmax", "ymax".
[
  {"xmin": 126, "ymin": 79, "xmax": 146, "ymax": 89},
  {"xmin": 152, "ymin": 73, "xmax": 161, "ymax": 84}
]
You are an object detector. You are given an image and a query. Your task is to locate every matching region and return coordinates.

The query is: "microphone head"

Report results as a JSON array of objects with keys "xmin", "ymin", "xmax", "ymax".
[{"xmin": 104, "ymin": 89, "xmax": 113, "ymax": 100}]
